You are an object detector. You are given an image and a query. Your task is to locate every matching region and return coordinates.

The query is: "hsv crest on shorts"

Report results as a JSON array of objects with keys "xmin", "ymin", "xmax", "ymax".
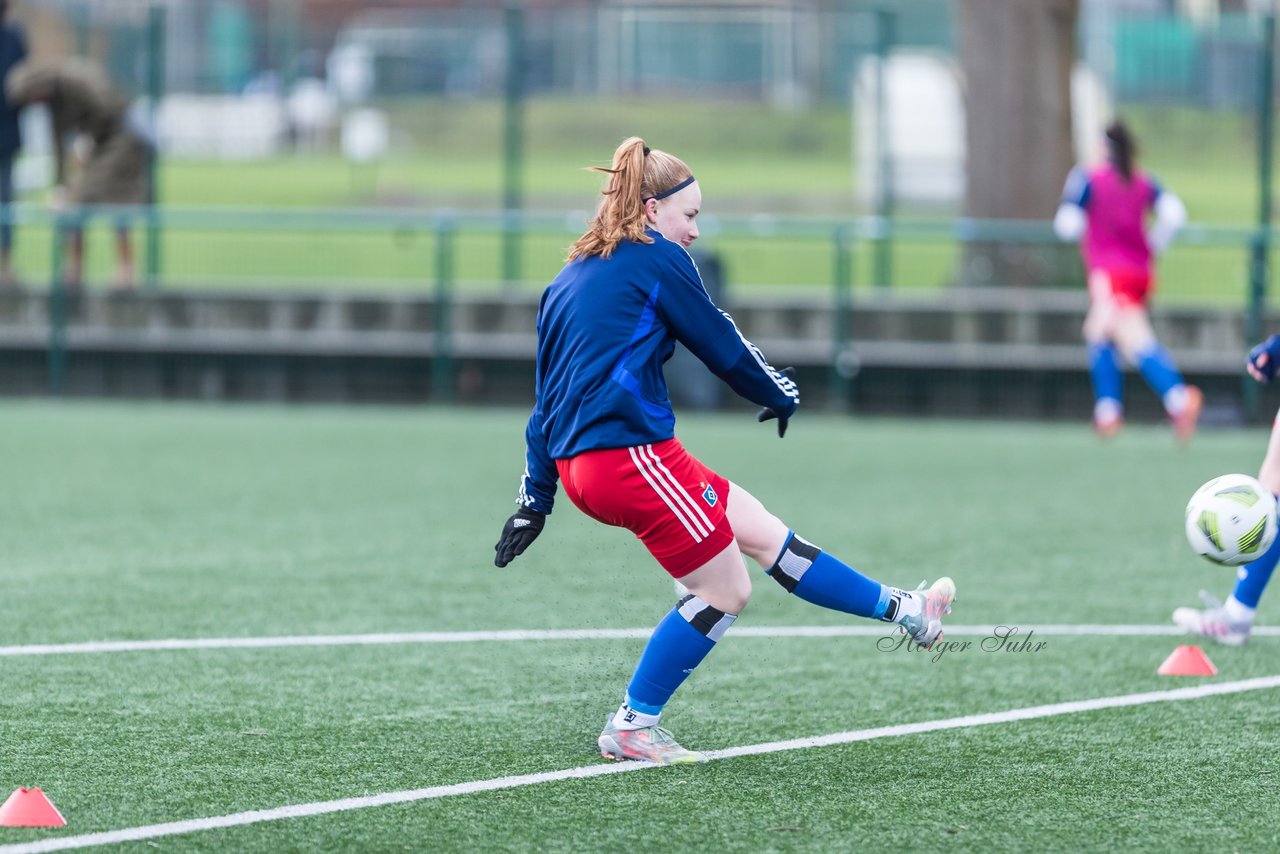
[{"xmin": 702, "ymin": 483, "xmax": 718, "ymax": 507}]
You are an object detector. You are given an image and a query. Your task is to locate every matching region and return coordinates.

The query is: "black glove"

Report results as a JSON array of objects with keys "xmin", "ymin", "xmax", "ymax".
[
  {"xmin": 494, "ymin": 507, "xmax": 545, "ymax": 567},
  {"xmin": 757, "ymin": 367, "xmax": 796, "ymax": 438}
]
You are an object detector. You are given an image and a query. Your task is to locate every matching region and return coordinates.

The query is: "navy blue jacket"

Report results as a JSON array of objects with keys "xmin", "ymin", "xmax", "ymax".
[{"xmin": 517, "ymin": 230, "xmax": 799, "ymax": 514}]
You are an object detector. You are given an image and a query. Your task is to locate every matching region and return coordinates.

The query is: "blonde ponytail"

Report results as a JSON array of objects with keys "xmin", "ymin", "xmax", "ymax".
[{"xmin": 567, "ymin": 137, "xmax": 693, "ymax": 261}]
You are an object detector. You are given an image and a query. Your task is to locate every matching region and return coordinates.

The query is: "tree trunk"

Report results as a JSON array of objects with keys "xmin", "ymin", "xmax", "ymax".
[{"xmin": 957, "ymin": 0, "xmax": 1080, "ymax": 288}]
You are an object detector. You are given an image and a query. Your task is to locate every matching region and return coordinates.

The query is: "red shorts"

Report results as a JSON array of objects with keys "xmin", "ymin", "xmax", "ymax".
[
  {"xmin": 1093, "ymin": 268, "xmax": 1153, "ymax": 309},
  {"xmin": 556, "ymin": 438, "xmax": 733, "ymax": 578}
]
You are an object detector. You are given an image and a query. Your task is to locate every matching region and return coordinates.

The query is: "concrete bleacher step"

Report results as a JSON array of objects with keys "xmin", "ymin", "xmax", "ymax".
[{"xmin": 0, "ymin": 287, "xmax": 1262, "ymax": 404}]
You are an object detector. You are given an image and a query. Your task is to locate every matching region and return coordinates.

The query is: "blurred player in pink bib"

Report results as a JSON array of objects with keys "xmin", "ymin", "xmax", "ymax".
[{"xmin": 1054, "ymin": 120, "xmax": 1201, "ymax": 441}]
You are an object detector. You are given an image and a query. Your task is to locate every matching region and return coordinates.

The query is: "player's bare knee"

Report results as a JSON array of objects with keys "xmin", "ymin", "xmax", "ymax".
[
  {"xmin": 718, "ymin": 574, "xmax": 752, "ymax": 614},
  {"xmin": 1082, "ymin": 311, "xmax": 1112, "ymax": 343},
  {"xmin": 725, "ymin": 484, "xmax": 789, "ymax": 560},
  {"xmin": 680, "ymin": 558, "xmax": 752, "ymax": 614}
]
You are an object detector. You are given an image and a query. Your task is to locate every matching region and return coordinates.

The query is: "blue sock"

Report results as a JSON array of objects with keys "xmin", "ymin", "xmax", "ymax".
[
  {"xmin": 1233, "ymin": 517, "xmax": 1280, "ymax": 608},
  {"xmin": 623, "ymin": 594, "xmax": 736, "ymax": 716},
  {"xmin": 1088, "ymin": 342, "xmax": 1123, "ymax": 408},
  {"xmin": 767, "ymin": 532, "xmax": 896, "ymax": 620},
  {"xmin": 1135, "ymin": 342, "xmax": 1185, "ymax": 399}
]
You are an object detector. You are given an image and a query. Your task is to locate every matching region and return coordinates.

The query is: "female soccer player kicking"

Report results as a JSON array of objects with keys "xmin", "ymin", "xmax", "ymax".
[
  {"xmin": 493, "ymin": 137, "xmax": 955, "ymax": 765},
  {"xmin": 1054, "ymin": 120, "xmax": 1201, "ymax": 441},
  {"xmin": 1174, "ymin": 335, "xmax": 1280, "ymax": 645}
]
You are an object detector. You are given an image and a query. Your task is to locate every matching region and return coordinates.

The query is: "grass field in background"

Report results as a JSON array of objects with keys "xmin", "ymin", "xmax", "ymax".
[
  {"xmin": 3, "ymin": 98, "xmax": 1272, "ymax": 302},
  {"xmin": 155, "ymin": 99, "xmax": 1263, "ymax": 224},
  {"xmin": 10, "ymin": 220, "xmax": 1253, "ymax": 307},
  {"xmin": 4, "ymin": 402, "xmax": 1280, "ymax": 850}
]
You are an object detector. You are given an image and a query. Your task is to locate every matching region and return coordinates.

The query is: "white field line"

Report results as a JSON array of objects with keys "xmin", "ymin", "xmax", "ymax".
[
  {"xmin": 1, "ymin": 624, "xmax": 1275, "ymax": 657},
  {"xmin": 3, "ymin": 674, "xmax": 1279, "ymax": 854}
]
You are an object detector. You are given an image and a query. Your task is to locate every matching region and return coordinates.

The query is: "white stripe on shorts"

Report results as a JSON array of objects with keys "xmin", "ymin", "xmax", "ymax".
[
  {"xmin": 635, "ymin": 444, "xmax": 712, "ymax": 539},
  {"xmin": 639, "ymin": 443, "xmax": 715, "ymax": 534},
  {"xmin": 627, "ymin": 445, "xmax": 707, "ymax": 542}
]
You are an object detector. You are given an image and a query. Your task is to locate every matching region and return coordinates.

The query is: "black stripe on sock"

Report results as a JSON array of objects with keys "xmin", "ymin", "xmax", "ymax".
[
  {"xmin": 882, "ymin": 589, "xmax": 903, "ymax": 622},
  {"xmin": 676, "ymin": 595, "xmax": 730, "ymax": 638},
  {"xmin": 766, "ymin": 564, "xmax": 798, "ymax": 592},
  {"xmin": 767, "ymin": 534, "xmax": 823, "ymax": 593},
  {"xmin": 786, "ymin": 535, "xmax": 821, "ymax": 563},
  {"xmin": 689, "ymin": 604, "xmax": 729, "ymax": 637}
]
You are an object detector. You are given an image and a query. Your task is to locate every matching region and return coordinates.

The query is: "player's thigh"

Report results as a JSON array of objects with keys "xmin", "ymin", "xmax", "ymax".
[
  {"xmin": 1083, "ymin": 270, "xmax": 1117, "ymax": 341},
  {"xmin": 679, "ymin": 539, "xmax": 752, "ymax": 614},
  {"xmin": 725, "ymin": 481, "xmax": 790, "ymax": 568},
  {"xmin": 559, "ymin": 439, "xmax": 733, "ymax": 580}
]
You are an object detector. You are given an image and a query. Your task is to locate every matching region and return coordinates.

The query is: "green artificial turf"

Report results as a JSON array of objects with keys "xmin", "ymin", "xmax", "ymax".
[{"xmin": 2, "ymin": 402, "xmax": 1279, "ymax": 851}]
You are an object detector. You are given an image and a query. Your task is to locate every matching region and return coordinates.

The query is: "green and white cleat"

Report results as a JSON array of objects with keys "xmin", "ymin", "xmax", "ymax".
[
  {"xmin": 598, "ymin": 720, "xmax": 706, "ymax": 765},
  {"xmin": 898, "ymin": 576, "xmax": 957, "ymax": 650}
]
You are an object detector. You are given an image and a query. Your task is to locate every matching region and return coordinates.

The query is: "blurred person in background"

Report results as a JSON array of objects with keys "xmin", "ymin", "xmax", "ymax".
[
  {"xmin": 6, "ymin": 56, "xmax": 152, "ymax": 291},
  {"xmin": 1173, "ymin": 334, "xmax": 1280, "ymax": 645},
  {"xmin": 1054, "ymin": 119, "xmax": 1201, "ymax": 442},
  {"xmin": 492, "ymin": 136, "xmax": 956, "ymax": 765},
  {"xmin": 0, "ymin": 0, "xmax": 26, "ymax": 288}
]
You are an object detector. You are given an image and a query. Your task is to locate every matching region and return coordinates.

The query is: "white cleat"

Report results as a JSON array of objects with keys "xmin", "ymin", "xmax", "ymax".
[
  {"xmin": 598, "ymin": 719, "xmax": 705, "ymax": 765},
  {"xmin": 899, "ymin": 577, "xmax": 957, "ymax": 650},
  {"xmin": 1173, "ymin": 591, "xmax": 1252, "ymax": 647}
]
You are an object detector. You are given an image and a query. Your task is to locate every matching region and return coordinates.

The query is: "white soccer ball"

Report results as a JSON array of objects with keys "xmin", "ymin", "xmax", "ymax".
[{"xmin": 1184, "ymin": 474, "xmax": 1278, "ymax": 566}]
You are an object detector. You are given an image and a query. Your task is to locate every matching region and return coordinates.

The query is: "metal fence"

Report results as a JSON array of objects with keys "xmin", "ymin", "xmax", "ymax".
[
  {"xmin": 8, "ymin": 2, "xmax": 1277, "ymax": 224},
  {"xmin": 1, "ymin": 204, "xmax": 1274, "ymax": 404},
  {"xmin": 0, "ymin": 202, "xmax": 1270, "ymax": 298},
  {"xmin": 1, "ymin": 1, "xmax": 1279, "ymax": 419},
  {"xmin": 20, "ymin": 1, "xmax": 949, "ymax": 102}
]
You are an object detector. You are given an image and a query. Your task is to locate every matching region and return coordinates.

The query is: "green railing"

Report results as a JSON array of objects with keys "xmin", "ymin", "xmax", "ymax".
[
  {"xmin": 17, "ymin": 203, "xmax": 1275, "ymax": 404},
  {"xmin": 16, "ymin": 202, "xmax": 1271, "ymax": 293}
]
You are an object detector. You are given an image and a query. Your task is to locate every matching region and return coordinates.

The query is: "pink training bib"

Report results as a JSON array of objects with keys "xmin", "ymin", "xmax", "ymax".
[{"xmin": 1081, "ymin": 163, "xmax": 1157, "ymax": 275}]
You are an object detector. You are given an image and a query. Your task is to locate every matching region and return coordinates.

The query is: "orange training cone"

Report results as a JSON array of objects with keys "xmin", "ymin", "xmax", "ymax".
[
  {"xmin": 1158, "ymin": 644, "xmax": 1218, "ymax": 676},
  {"xmin": 0, "ymin": 788, "xmax": 66, "ymax": 828}
]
